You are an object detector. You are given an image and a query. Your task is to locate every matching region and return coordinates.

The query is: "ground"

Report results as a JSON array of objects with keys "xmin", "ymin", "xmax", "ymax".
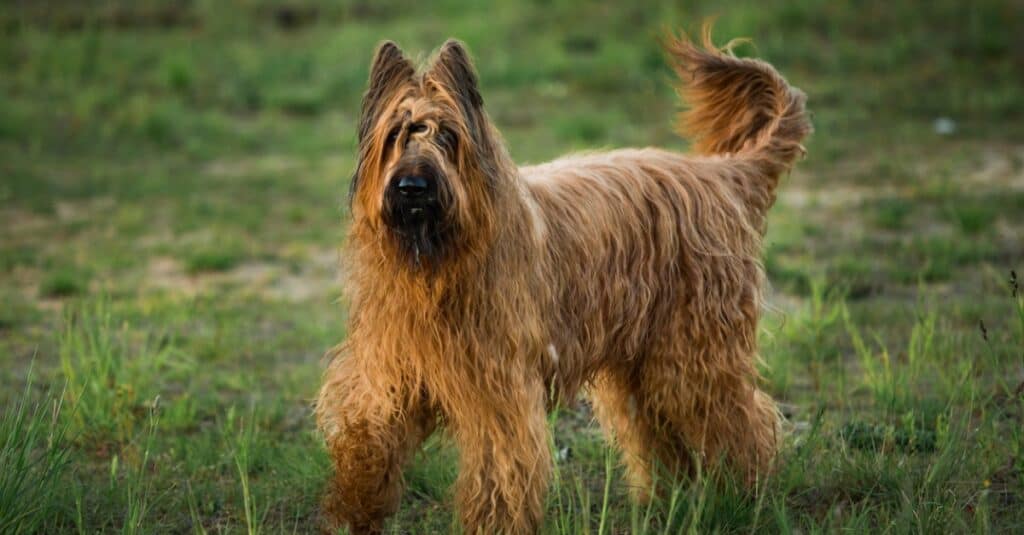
[{"xmin": 1, "ymin": 1, "xmax": 1023, "ymax": 533}]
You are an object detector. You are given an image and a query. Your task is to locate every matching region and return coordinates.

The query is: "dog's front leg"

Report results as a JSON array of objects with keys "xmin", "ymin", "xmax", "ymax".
[
  {"xmin": 316, "ymin": 354, "xmax": 435, "ymax": 535},
  {"xmin": 447, "ymin": 374, "xmax": 551, "ymax": 534}
]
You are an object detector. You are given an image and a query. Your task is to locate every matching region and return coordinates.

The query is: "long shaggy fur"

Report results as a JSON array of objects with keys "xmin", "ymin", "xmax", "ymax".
[{"xmin": 317, "ymin": 25, "xmax": 811, "ymax": 534}]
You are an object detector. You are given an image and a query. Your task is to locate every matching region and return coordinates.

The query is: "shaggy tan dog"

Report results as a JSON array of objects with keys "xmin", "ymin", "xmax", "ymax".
[{"xmin": 316, "ymin": 25, "xmax": 811, "ymax": 534}]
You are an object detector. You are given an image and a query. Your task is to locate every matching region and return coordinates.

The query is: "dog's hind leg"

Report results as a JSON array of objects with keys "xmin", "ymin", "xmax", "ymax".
[
  {"xmin": 447, "ymin": 374, "xmax": 551, "ymax": 535},
  {"xmin": 594, "ymin": 300, "xmax": 780, "ymax": 497},
  {"xmin": 639, "ymin": 321, "xmax": 781, "ymax": 487},
  {"xmin": 590, "ymin": 367, "xmax": 694, "ymax": 502},
  {"xmin": 316, "ymin": 355, "xmax": 436, "ymax": 535}
]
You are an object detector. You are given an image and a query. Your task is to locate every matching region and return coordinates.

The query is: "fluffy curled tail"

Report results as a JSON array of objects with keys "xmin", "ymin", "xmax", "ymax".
[{"xmin": 665, "ymin": 24, "xmax": 811, "ymax": 200}]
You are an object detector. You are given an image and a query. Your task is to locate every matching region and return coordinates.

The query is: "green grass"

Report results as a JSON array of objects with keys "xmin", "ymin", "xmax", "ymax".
[
  {"xmin": 39, "ymin": 267, "xmax": 90, "ymax": 298},
  {"xmin": 1, "ymin": 0, "xmax": 1023, "ymax": 532},
  {"xmin": 0, "ymin": 376, "xmax": 72, "ymax": 534},
  {"xmin": 185, "ymin": 247, "xmax": 247, "ymax": 274},
  {"xmin": 947, "ymin": 200, "xmax": 999, "ymax": 235}
]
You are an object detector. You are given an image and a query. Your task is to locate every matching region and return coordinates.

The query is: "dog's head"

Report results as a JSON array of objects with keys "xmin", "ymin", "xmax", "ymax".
[{"xmin": 348, "ymin": 40, "xmax": 503, "ymax": 271}]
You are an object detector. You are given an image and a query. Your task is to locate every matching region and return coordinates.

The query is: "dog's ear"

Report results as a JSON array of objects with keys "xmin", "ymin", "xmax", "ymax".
[
  {"xmin": 428, "ymin": 39, "xmax": 505, "ymax": 185},
  {"xmin": 429, "ymin": 38, "xmax": 499, "ymax": 173},
  {"xmin": 358, "ymin": 41, "xmax": 414, "ymax": 144},
  {"xmin": 351, "ymin": 42, "xmax": 413, "ymax": 206},
  {"xmin": 430, "ymin": 39, "xmax": 484, "ymax": 115}
]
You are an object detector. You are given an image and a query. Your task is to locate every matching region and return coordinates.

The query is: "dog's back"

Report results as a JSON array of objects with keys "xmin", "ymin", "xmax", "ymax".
[{"xmin": 519, "ymin": 27, "xmax": 811, "ymax": 443}]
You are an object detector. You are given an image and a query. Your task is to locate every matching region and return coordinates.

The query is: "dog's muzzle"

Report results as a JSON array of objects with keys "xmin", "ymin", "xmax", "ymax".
[
  {"xmin": 381, "ymin": 163, "xmax": 454, "ymax": 266},
  {"xmin": 384, "ymin": 173, "xmax": 441, "ymax": 230}
]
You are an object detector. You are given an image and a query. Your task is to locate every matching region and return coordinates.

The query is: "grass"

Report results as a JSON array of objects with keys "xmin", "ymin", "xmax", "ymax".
[
  {"xmin": 0, "ymin": 375, "xmax": 72, "ymax": 533},
  {"xmin": 1, "ymin": 0, "xmax": 1023, "ymax": 532},
  {"xmin": 39, "ymin": 267, "xmax": 90, "ymax": 298},
  {"xmin": 185, "ymin": 246, "xmax": 247, "ymax": 274}
]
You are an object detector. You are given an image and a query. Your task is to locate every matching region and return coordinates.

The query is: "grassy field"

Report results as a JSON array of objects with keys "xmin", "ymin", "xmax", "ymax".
[{"xmin": 2, "ymin": 0, "xmax": 1023, "ymax": 532}]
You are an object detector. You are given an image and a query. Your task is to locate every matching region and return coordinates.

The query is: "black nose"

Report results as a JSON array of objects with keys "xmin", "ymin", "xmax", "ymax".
[{"xmin": 396, "ymin": 176, "xmax": 429, "ymax": 197}]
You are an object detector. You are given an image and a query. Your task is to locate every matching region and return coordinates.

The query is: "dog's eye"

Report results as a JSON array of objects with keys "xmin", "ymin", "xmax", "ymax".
[
  {"xmin": 386, "ymin": 127, "xmax": 401, "ymax": 144},
  {"xmin": 437, "ymin": 126, "xmax": 458, "ymax": 156},
  {"xmin": 409, "ymin": 123, "xmax": 428, "ymax": 134}
]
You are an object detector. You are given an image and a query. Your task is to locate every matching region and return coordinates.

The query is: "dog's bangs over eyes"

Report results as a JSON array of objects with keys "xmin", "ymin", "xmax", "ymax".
[
  {"xmin": 435, "ymin": 125, "xmax": 458, "ymax": 159},
  {"xmin": 382, "ymin": 118, "xmax": 460, "ymax": 164}
]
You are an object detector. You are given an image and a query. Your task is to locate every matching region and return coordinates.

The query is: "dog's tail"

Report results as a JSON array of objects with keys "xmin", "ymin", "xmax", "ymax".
[{"xmin": 665, "ymin": 24, "xmax": 811, "ymax": 215}]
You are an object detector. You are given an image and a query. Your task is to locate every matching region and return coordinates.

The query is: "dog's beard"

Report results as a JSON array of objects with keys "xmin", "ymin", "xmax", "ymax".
[
  {"xmin": 390, "ymin": 212, "xmax": 452, "ymax": 270},
  {"xmin": 381, "ymin": 193, "xmax": 457, "ymax": 271}
]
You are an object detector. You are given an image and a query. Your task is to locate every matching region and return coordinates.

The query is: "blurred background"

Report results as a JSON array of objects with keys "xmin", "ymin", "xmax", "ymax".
[{"xmin": 1, "ymin": 1, "xmax": 1023, "ymax": 533}]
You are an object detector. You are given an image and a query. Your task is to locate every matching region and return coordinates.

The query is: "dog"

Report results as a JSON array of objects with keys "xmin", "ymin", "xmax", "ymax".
[{"xmin": 316, "ymin": 25, "xmax": 811, "ymax": 534}]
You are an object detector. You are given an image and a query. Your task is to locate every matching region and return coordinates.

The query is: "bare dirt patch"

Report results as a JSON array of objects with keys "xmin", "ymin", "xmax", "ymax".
[{"xmin": 144, "ymin": 247, "xmax": 340, "ymax": 302}]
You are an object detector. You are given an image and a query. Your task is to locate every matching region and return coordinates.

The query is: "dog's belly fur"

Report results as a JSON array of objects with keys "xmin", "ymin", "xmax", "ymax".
[{"xmin": 521, "ymin": 147, "xmax": 765, "ymax": 399}]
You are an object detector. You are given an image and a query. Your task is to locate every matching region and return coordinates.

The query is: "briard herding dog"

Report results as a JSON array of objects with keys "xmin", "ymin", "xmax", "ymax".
[{"xmin": 316, "ymin": 24, "xmax": 811, "ymax": 534}]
